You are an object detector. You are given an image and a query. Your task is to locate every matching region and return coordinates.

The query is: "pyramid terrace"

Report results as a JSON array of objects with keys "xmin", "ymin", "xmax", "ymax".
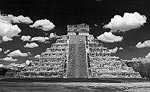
[{"xmin": 13, "ymin": 23, "xmax": 141, "ymax": 78}]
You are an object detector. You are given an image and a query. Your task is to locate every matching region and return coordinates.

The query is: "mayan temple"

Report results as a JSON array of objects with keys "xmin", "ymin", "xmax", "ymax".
[{"xmin": 16, "ymin": 23, "xmax": 141, "ymax": 78}]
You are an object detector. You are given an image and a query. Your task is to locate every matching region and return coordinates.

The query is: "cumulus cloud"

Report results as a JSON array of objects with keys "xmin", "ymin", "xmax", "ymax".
[
  {"xmin": 2, "ymin": 57, "xmax": 18, "ymax": 61},
  {"xmin": 0, "ymin": 64, "xmax": 3, "ymax": 67},
  {"xmin": 31, "ymin": 36, "xmax": 49, "ymax": 42},
  {"xmin": 21, "ymin": 36, "xmax": 49, "ymax": 42},
  {"xmin": 104, "ymin": 12, "xmax": 147, "ymax": 32},
  {"xmin": 49, "ymin": 33, "xmax": 57, "ymax": 38},
  {"xmin": 7, "ymin": 15, "xmax": 33, "ymax": 24},
  {"xmin": 130, "ymin": 58, "xmax": 140, "ymax": 62},
  {"xmin": 25, "ymin": 60, "xmax": 32, "ymax": 65},
  {"xmin": 4, "ymin": 50, "xmax": 10, "ymax": 54},
  {"xmin": 34, "ymin": 55, "xmax": 40, "ymax": 58},
  {"xmin": 30, "ymin": 19, "xmax": 55, "ymax": 31},
  {"xmin": 0, "ymin": 19, "xmax": 21, "ymax": 38},
  {"xmin": 145, "ymin": 52, "xmax": 150, "ymax": 60},
  {"xmin": 136, "ymin": 40, "xmax": 150, "ymax": 48},
  {"xmin": 8, "ymin": 63, "xmax": 26, "ymax": 67},
  {"xmin": 24, "ymin": 42, "xmax": 39, "ymax": 48},
  {"xmin": 7, "ymin": 50, "xmax": 29, "ymax": 57},
  {"xmin": 97, "ymin": 32, "xmax": 123, "ymax": 43},
  {"xmin": 0, "ymin": 48, "xmax": 2, "ymax": 52},
  {"xmin": 119, "ymin": 47, "xmax": 123, "ymax": 50},
  {"xmin": 21, "ymin": 35, "xmax": 31, "ymax": 41},
  {"xmin": 0, "ymin": 14, "xmax": 33, "ymax": 24},
  {"xmin": 2, "ymin": 36, "xmax": 13, "ymax": 42},
  {"xmin": 109, "ymin": 47, "xmax": 118, "ymax": 53}
]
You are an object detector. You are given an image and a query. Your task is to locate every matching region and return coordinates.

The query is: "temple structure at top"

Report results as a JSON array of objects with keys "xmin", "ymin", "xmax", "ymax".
[
  {"xmin": 13, "ymin": 23, "xmax": 141, "ymax": 78},
  {"xmin": 67, "ymin": 23, "xmax": 90, "ymax": 35}
]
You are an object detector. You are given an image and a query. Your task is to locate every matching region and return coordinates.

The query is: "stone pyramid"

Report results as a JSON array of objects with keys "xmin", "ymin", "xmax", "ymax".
[{"xmin": 16, "ymin": 23, "xmax": 141, "ymax": 78}]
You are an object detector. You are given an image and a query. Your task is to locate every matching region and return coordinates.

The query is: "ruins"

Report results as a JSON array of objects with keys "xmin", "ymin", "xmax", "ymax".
[{"xmin": 16, "ymin": 23, "xmax": 141, "ymax": 78}]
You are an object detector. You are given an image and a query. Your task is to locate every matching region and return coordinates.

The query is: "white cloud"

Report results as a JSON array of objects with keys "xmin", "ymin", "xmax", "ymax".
[
  {"xmin": 2, "ymin": 57, "xmax": 17, "ymax": 61},
  {"xmin": 24, "ymin": 42, "xmax": 39, "ymax": 48},
  {"xmin": 34, "ymin": 55, "xmax": 40, "ymax": 58},
  {"xmin": 49, "ymin": 33, "xmax": 57, "ymax": 38},
  {"xmin": 31, "ymin": 36, "xmax": 49, "ymax": 42},
  {"xmin": 146, "ymin": 52, "xmax": 150, "ymax": 58},
  {"xmin": 119, "ymin": 47, "xmax": 123, "ymax": 50},
  {"xmin": 104, "ymin": 12, "xmax": 147, "ymax": 32},
  {"xmin": 136, "ymin": 40, "xmax": 150, "ymax": 48},
  {"xmin": 0, "ymin": 64, "xmax": 3, "ymax": 67},
  {"xmin": 2, "ymin": 36, "xmax": 13, "ymax": 42},
  {"xmin": 21, "ymin": 36, "xmax": 49, "ymax": 42},
  {"xmin": 0, "ymin": 48, "xmax": 2, "ymax": 52},
  {"xmin": 21, "ymin": 35, "xmax": 31, "ymax": 41},
  {"xmin": 97, "ymin": 32, "xmax": 123, "ymax": 43},
  {"xmin": 30, "ymin": 19, "xmax": 55, "ymax": 31},
  {"xmin": 25, "ymin": 60, "xmax": 32, "ymax": 65},
  {"xmin": 0, "ymin": 14, "xmax": 33, "ymax": 24},
  {"xmin": 109, "ymin": 47, "xmax": 118, "ymax": 53},
  {"xmin": 130, "ymin": 58, "xmax": 140, "ymax": 62},
  {"xmin": 0, "ymin": 19, "xmax": 21, "ymax": 38},
  {"xmin": 4, "ymin": 50, "xmax": 10, "ymax": 54},
  {"xmin": 7, "ymin": 50, "xmax": 29, "ymax": 57},
  {"xmin": 7, "ymin": 63, "xmax": 26, "ymax": 67},
  {"xmin": 7, "ymin": 15, "xmax": 33, "ymax": 24}
]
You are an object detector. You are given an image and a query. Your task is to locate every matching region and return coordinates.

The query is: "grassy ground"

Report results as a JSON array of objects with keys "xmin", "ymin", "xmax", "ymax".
[
  {"xmin": 1, "ymin": 78, "xmax": 150, "ymax": 92},
  {"xmin": 0, "ymin": 81, "xmax": 150, "ymax": 92},
  {"xmin": 55, "ymin": 82, "xmax": 150, "ymax": 92}
]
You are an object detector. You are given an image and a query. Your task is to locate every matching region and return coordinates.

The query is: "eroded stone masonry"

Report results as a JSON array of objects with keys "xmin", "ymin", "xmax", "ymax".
[{"xmin": 15, "ymin": 24, "xmax": 141, "ymax": 78}]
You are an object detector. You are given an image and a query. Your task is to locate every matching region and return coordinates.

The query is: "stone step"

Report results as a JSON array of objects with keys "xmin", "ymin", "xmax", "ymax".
[{"xmin": 67, "ymin": 35, "xmax": 88, "ymax": 78}]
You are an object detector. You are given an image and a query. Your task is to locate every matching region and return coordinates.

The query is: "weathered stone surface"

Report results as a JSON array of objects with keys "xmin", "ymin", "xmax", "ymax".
[
  {"xmin": 67, "ymin": 35, "xmax": 88, "ymax": 78},
  {"xmin": 15, "ymin": 24, "xmax": 141, "ymax": 79}
]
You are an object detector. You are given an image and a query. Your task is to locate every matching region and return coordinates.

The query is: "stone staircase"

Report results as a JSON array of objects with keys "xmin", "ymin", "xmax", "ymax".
[{"xmin": 67, "ymin": 35, "xmax": 88, "ymax": 78}]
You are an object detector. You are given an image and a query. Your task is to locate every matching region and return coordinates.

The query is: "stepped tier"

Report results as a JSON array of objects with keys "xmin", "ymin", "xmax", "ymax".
[
  {"xmin": 12, "ymin": 24, "xmax": 141, "ymax": 79},
  {"xmin": 86, "ymin": 35, "xmax": 141, "ymax": 78},
  {"xmin": 15, "ymin": 36, "xmax": 69, "ymax": 78}
]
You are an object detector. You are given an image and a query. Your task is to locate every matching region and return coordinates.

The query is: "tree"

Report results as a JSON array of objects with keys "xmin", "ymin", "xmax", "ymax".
[{"xmin": 0, "ymin": 68, "xmax": 8, "ymax": 76}]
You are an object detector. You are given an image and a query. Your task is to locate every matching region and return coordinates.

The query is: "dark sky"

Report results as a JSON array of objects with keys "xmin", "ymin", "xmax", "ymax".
[
  {"xmin": 0, "ymin": 0, "xmax": 149, "ymax": 33},
  {"xmin": 0, "ymin": 0, "xmax": 150, "ymax": 65},
  {"xmin": 0, "ymin": 0, "xmax": 150, "ymax": 34}
]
